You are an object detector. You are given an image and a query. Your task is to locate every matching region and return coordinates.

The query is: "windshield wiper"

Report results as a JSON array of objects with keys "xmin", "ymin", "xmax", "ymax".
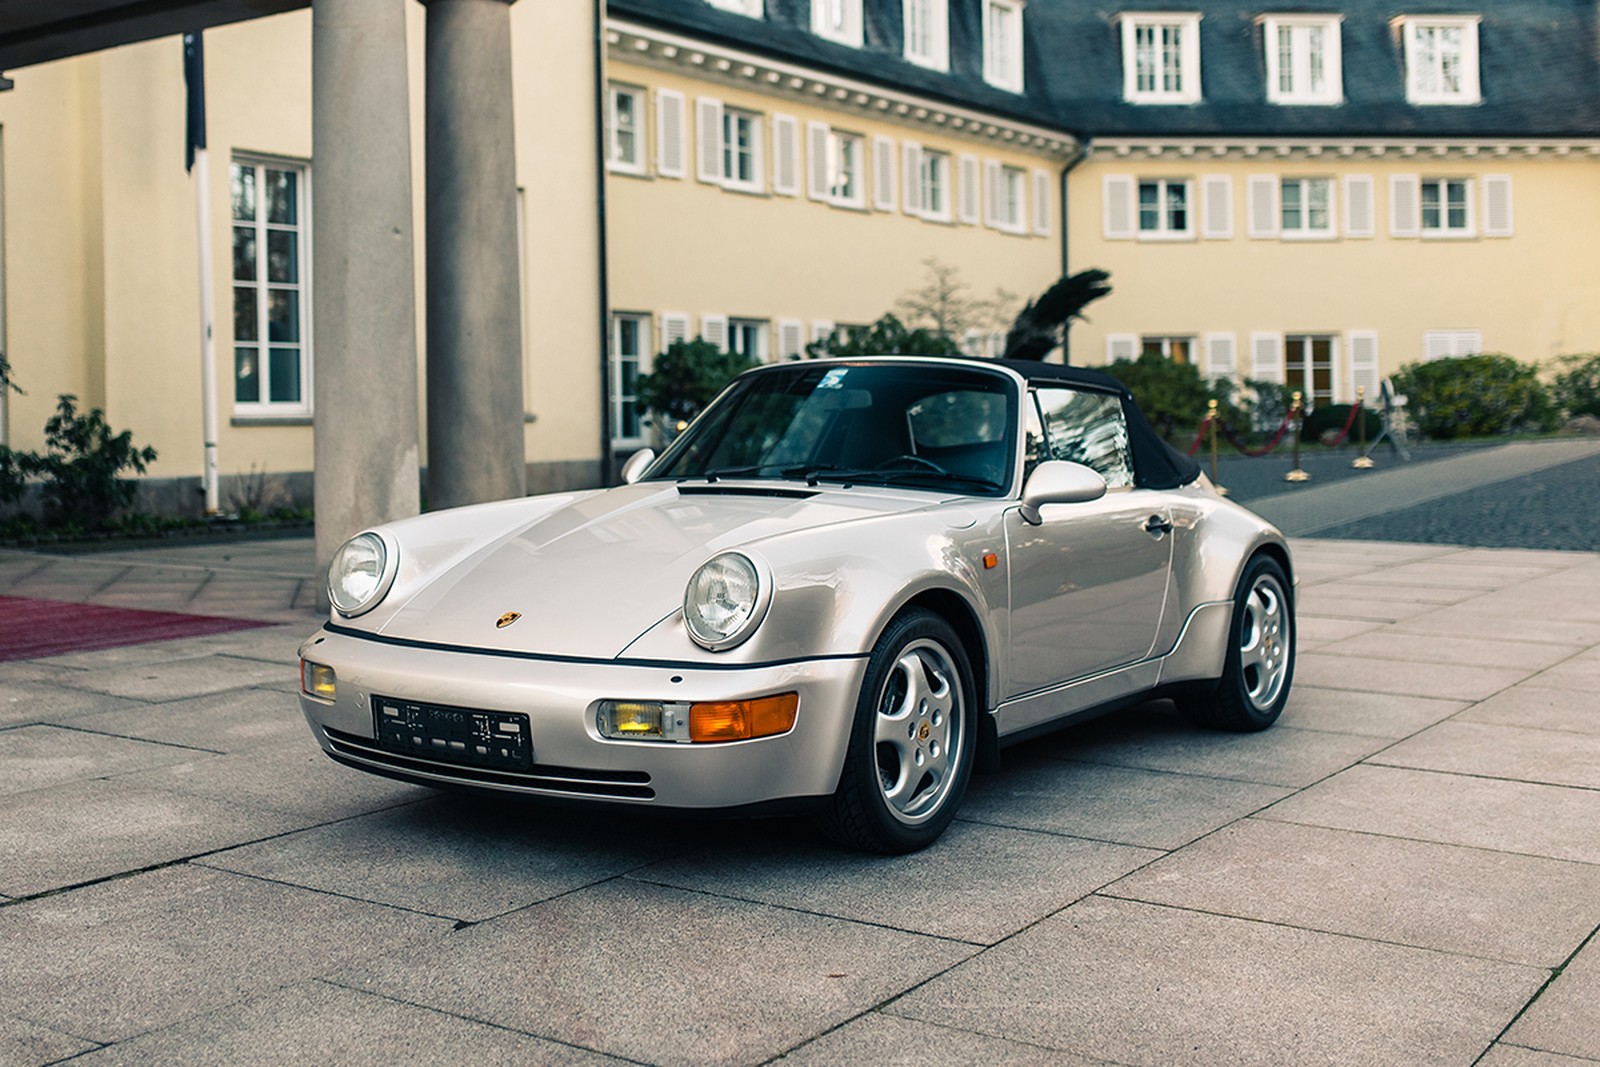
[
  {"xmin": 694, "ymin": 465, "xmax": 778, "ymax": 483},
  {"xmin": 783, "ymin": 466, "xmax": 1000, "ymax": 492}
]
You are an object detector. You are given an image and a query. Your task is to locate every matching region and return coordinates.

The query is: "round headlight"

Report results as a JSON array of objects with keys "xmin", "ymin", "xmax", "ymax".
[
  {"xmin": 328, "ymin": 532, "xmax": 395, "ymax": 617},
  {"xmin": 684, "ymin": 552, "xmax": 770, "ymax": 651}
]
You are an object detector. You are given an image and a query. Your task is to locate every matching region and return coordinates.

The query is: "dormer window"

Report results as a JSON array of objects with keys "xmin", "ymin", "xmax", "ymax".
[
  {"xmin": 1399, "ymin": 15, "xmax": 1481, "ymax": 105},
  {"xmin": 983, "ymin": 0, "xmax": 1025, "ymax": 93},
  {"xmin": 1263, "ymin": 14, "xmax": 1342, "ymax": 105},
  {"xmin": 1120, "ymin": 12, "xmax": 1202, "ymax": 104},
  {"xmin": 904, "ymin": 0, "xmax": 950, "ymax": 71},
  {"xmin": 812, "ymin": 0, "xmax": 863, "ymax": 47}
]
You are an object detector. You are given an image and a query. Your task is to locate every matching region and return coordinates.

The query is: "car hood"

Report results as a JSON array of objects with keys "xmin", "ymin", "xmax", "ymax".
[{"xmin": 372, "ymin": 482, "xmax": 941, "ymax": 658}]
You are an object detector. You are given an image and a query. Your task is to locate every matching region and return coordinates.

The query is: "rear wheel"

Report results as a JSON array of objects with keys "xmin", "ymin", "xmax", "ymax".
[
  {"xmin": 1180, "ymin": 555, "xmax": 1294, "ymax": 732},
  {"xmin": 815, "ymin": 609, "xmax": 976, "ymax": 853}
]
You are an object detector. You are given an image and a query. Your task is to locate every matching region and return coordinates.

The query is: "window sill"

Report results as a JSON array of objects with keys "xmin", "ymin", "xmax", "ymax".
[
  {"xmin": 721, "ymin": 181, "xmax": 769, "ymax": 198},
  {"xmin": 1136, "ymin": 231, "xmax": 1197, "ymax": 242},
  {"xmin": 607, "ymin": 162, "xmax": 650, "ymax": 178},
  {"xmin": 1281, "ymin": 231, "xmax": 1339, "ymax": 242},
  {"xmin": 231, "ymin": 414, "xmax": 312, "ymax": 427}
]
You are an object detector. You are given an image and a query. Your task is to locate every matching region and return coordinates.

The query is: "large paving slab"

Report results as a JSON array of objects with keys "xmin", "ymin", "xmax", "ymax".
[
  {"xmin": 887, "ymin": 895, "xmax": 1547, "ymax": 1066},
  {"xmin": 0, "ymin": 777, "xmax": 305, "ymax": 897},
  {"xmin": 1478, "ymin": 1046, "xmax": 1600, "ymax": 1067},
  {"xmin": 1457, "ymin": 684, "xmax": 1600, "ymax": 735},
  {"xmin": 65, "ymin": 686, "xmax": 307, "ymax": 753},
  {"xmin": 1260, "ymin": 764, "xmax": 1600, "ymax": 865},
  {"xmin": 68, "ymin": 981, "xmax": 625, "ymax": 1067},
  {"xmin": 0, "ymin": 865, "xmax": 451, "ymax": 1045},
  {"xmin": 957, "ymin": 753, "xmax": 1291, "ymax": 849},
  {"xmin": 0, "ymin": 1015, "xmax": 97, "ymax": 1067},
  {"xmin": 0, "ymin": 724, "xmax": 207, "ymax": 796},
  {"xmin": 1504, "ymin": 935, "xmax": 1600, "ymax": 1061},
  {"xmin": 42, "ymin": 651, "xmax": 293, "ymax": 701},
  {"xmin": 334, "ymin": 878, "xmax": 976, "ymax": 1067},
  {"xmin": 630, "ymin": 818, "xmax": 1161, "ymax": 945},
  {"xmin": 1276, "ymin": 685, "xmax": 1469, "ymax": 739},
  {"xmin": 773, "ymin": 1011, "xmax": 1100, "ymax": 1066},
  {"xmin": 1105, "ymin": 818, "xmax": 1600, "ymax": 967},
  {"xmin": 202, "ymin": 795, "xmax": 700, "ymax": 922},
  {"xmin": 0, "ymin": 681, "xmax": 143, "ymax": 729},
  {"xmin": 1293, "ymin": 651, "xmax": 1533, "ymax": 701},
  {"xmin": 1372, "ymin": 720, "xmax": 1600, "ymax": 790},
  {"xmin": 1311, "ymin": 631, "xmax": 1584, "ymax": 671}
]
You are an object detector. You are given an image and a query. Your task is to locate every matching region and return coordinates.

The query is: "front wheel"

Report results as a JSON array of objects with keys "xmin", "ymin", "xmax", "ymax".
[
  {"xmin": 815, "ymin": 609, "xmax": 976, "ymax": 853},
  {"xmin": 1180, "ymin": 555, "xmax": 1295, "ymax": 732}
]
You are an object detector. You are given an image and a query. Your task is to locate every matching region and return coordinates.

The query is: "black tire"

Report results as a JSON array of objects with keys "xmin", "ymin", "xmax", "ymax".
[
  {"xmin": 814, "ymin": 609, "xmax": 976, "ymax": 853},
  {"xmin": 1179, "ymin": 554, "xmax": 1295, "ymax": 732}
]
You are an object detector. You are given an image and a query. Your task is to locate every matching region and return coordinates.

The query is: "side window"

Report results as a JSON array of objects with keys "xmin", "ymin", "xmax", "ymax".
[
  {"xmin": 1022, "ymin": 393, "xmax": 1049, "ymax": 483},
  {"xmin": 1034, "ymin": 387, "xmax": 1134, "ymax": 489}
]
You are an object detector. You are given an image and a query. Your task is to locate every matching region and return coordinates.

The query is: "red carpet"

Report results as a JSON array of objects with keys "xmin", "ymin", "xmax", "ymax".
[{"xmin": 0, "ymin": 596, "xmax": 272, "ymax": 662}]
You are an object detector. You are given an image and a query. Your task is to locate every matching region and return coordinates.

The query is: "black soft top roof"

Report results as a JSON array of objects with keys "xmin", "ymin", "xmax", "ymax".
[{"xmin": 989, "ymin": 359, "xmax": 1203, "ymax": 492}]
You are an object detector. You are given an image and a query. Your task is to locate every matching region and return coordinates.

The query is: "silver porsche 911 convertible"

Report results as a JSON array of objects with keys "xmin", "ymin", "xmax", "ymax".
[{"xmin": 298, "ymin": 356, "xmax": 1294, "ymax": 853}]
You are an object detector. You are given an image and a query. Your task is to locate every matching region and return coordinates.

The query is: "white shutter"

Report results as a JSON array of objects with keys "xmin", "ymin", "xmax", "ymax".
[
  {"xmin": 982, "ymin": 160, "xmax": 1002, "ymax": 228},
  {"xmin": 806, "ymin": 122, "xmax": 830, "ymax": 201},
  {"xmin": 1390, "ymin": 174, "xmax": 1420, "ymax": 237},
  {"xmin": 771, "ymin": 114, "xmax": 799, "ymax": 196},
  {"xmin": 1250, "ymin": 332, "xmax": 1285, "ymax": 383},
  {"xmin": 1483, "ymin": 174, "xmax": 1513, "ymax": 237},
  {"xmin": 962, "ymin": 330, "xmax": 984, "ymax": 358},
  {"xmin": 1348, "ymin": 330, "xmax": 1380, "ymax": 402},
  {"xmin": 696, "ymin": 97, "xmax": 724, "ymax": 184},
  {"xmin": 872, "ymin": 135, "xmax": 896, "ymax": 211},
  {"xmin": 660, "ymin": 312, "xmax": 690, "ymax": 351},
  {"xmin": 1203, "ymin": 332, "xmax": 1237, "ymax": 381},
  {"xmin": 957, "ymin": 153, "xmax": 980, "ymax": 224},
  {"xmin": 655, "ymin": 90, "xmax": 686, "ymax": 179},
  {"xmin": 901, "ymin": 142, "xmax": 924, "ymax": 216},
  {"xmin": 1032, "ymin": 169, "xmax": 1052, "ymax": 235},
  {"xmin": 1200, "ymin": 175, "xmax": 1233, "ymax": 239},
  {"xmin": 1343, "ymin": 174, "xmax": 1375, "ymax": 238},
  {"xmin": 777, "ymin": 319, "xmax": 804, "ymax": 360},
  {"xmin": 1102, "ymin": 175, "xmax": 1135, "ymax": 239},
  {"xmin": 1106, "ymin": 333, "xmax": 1138, "ymax": 363},
  {"xmin": 811, "ymin": 320, "xmax": 836, "ymax": 347},
  {"xmin": 700, "ymin": 314, "xmax": 728, "ymax": 352},
  {"xmin": 1247, "ymin": 176, "xmax": 1280, "ymax": 239}
]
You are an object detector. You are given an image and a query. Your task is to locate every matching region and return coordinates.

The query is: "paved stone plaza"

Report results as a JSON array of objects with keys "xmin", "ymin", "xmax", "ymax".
[{"xmin": 2, "ymin": 449, "xmax": 1598, "ymax": 1065}]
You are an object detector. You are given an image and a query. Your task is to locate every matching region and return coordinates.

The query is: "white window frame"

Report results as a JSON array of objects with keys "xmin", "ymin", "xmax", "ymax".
[
  {"xmin": 1262, "ymin": 14, "xmax": 1342, "ymax": 105},
  {"xmin": 1400, "ymin": 15, "xmax": 1481, "ymax": 106},
  {"xmin": 1423, "ymin": 329, "xmax": 1482, "ymax": 361},
  {"xmin": 230, "ymin": 155, "xmax": 312, "ymax": 418},
  {"xmin": 1136, "ymin": 177, "xmax": 1195, "ymax": 240},
  {"xmin": 706, "ymin": 0, "xmax": 763, "ymax": 16},
  {"xmin": 1420, "ymin": 177, "xmax": 1474, "ymax": 238},
  {"xmin": 916, "ymin": 147, "xmax": 953, "ymax": 223},
  {"xmin": 1141, "ymin": 335, "xmax": 1198, "ymax": 366},
  {"xmin": 812, "ymin": 0, "xmax": 863, "ymax": 47},
  {"xmin": 729, "ymin": 318, "xmax": 768, "ymax": 363},
  {"xmin": 904, "ymin": 0, "xmax": 950, "ymax": 71},
  {"xmin": 1120, "ymin": 12, "xmax": 1202, "ymax": 105},
  {"xmin": 983, "ymin": 0, "xmax": 1025, "ymax": 93},
  {"xmin": 822, "ymin": 128, "xmax": 866, "ymax": 209},
  {"xmin": 721, "ymin": 106, "xmax": 763, "ymax": 192},
  {"xmin": 1280, "ymin": 176, "xmax": 1336, "ymax": 239},
  {"xmin": 610, "ymin": 311, "xmax": 652, "ymax": 449},
  {"xmin": 606, "ymin": 85, "xmax": 646, "ymax": 175}
]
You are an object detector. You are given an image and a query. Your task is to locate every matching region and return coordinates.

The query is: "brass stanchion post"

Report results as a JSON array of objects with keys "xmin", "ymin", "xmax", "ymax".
[
  {"xmin": 1284, "ymin": 390, "xmax": 1310, "ymax": 482},
  {"xmin": 1352, "ymin": 385, "xmax": 1375, "ymax": 469},
  {"xmin": 1207, "ymin": 399, "xmax": 1227, "ymax": 496}
]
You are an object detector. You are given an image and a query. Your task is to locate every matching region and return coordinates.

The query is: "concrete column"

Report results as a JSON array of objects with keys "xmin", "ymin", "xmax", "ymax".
[
  {"xmin": 311, "ymin": 0, "xmax": 422, "ymax": 599},
  {"xmin": 423, "ymin": 0, "xmax": 527, "ymax": 510}
]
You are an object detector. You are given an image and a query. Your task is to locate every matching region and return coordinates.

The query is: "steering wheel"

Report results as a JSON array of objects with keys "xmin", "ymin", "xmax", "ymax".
[{"xmin": 874, "ymin": 454, "xmax": 951, "ymax": 475}]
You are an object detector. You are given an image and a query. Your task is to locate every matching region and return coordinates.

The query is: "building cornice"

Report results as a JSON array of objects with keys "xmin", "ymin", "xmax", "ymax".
[
  {"xmin": 1085, "ymin": 136, "xmax": 1600, "ymax": 161},
  {"xmin": 606, "ymin": 17, "xmax": 1080, "ymax": 159}
]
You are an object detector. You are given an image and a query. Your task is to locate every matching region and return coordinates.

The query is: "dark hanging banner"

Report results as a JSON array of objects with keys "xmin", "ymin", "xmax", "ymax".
[{"xmin": 183, "ymin": 32, "xmax": 206, "ymax": 172}]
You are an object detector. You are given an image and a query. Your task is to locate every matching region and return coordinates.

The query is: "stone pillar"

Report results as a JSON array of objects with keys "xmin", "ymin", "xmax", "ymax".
[
  {"xmin": 311, "ymin": 0, "xmax": 422, "ymax": 603},
  {"xmin": 423, "ymin": 0, "xmax": 527, "ymax": 510}
]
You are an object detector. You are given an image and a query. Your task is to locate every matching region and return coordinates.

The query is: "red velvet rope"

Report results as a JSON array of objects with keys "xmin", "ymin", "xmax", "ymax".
[
  {"xmin": 1185, "ymin": 416, "xmax": 1212, "ymax": 457},
  {"xmin": 1317, "ymin": 401, "xmax": 1365, "ymax": 448}
]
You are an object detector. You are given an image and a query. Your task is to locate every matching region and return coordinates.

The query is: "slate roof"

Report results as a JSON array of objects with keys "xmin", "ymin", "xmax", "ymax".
[{"xmin": 607, "ymin": 0, "xmax": 1600, "ymax": 139}]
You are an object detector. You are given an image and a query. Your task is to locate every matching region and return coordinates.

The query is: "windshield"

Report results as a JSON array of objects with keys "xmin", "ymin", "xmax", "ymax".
[{"xmin": 647, "ymin": 362, "xmax": 1017, "ymax": 496}]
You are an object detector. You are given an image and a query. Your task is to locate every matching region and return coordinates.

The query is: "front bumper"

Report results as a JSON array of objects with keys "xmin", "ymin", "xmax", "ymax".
[{"xmin": 296, "ymin": 628, "xmax": 869, "ymax": 810}]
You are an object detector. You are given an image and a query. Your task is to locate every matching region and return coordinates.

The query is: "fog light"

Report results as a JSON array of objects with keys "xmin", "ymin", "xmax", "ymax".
[
  {"xmin": 300, "ymin": 659, "xmax": 336, "ymax": 701},
  {"xmin": 597, "ymin": 700, "xmax": 689, "ymax": 742},
  {"xmin": 689, "ymin": 693, "xmax": 798, "ymax": 743}
]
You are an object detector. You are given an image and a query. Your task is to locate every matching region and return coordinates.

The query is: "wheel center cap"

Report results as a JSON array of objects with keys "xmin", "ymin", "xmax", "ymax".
[{"xmin": 917, "ymin": 721, "xmax": 932, "ymax": 741}]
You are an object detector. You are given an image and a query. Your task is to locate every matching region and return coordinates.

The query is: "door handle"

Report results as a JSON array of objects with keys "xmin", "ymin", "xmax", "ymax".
[{"xmin": 1143, "ymin": 514, "xmax": 1173, "ymax": 536}]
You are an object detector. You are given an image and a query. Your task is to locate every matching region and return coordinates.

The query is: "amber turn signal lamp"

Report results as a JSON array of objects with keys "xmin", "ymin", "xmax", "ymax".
[
  {"xmin": 689, "ymin": 692, "xmax": 799, "ymax": 743},
  {"xmin": 300, "ymin": 659, "xmax": 336, "ymax": 701}
]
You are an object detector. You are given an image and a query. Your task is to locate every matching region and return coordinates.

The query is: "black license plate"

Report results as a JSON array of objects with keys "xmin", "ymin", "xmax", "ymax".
[{"xmin": 373, "ymin": 698, "xmax": 532, "ymax": 772}]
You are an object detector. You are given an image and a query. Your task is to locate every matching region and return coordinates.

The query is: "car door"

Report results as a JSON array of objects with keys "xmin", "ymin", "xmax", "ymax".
[{"xmin": 1004, "ymin": 386, "xmax": 1172, "ymax": 699}]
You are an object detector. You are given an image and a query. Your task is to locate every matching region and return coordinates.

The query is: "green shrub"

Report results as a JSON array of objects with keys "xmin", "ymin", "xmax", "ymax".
[
  {"xmin": 1104, "ymin": 353, "xmax": 1250, "ymax": 444},
  {"xmin": 12, "ymin": 395, "xmax": 158, "ymax": 529},
  {"xmin": 637, "ymin": 338, "xmax": 760, "ymax": 426},
  {"xmin": 805, "ymin": 313, "xmax": 963, "ymax": 359},
  {"xmin": 1392, "ymin": 354, "xmax": 1556, "ymax": 439},
  {"xmin": 1304, "ymin": 403, "xmax": 1381, "ymax": 443},
  {"xmin": 1551, "ymin": 353, "xmax": 1600, "ymax": 420}
]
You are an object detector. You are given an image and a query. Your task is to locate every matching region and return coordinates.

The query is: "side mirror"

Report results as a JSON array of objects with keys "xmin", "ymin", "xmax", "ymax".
[
  {"xmin": 619, "ymin": 448, "xmax": 656, "ymax": 485},
  {"xmin": 1019, "ymin": 460, "xmax": 1107, "ymax": 524}
]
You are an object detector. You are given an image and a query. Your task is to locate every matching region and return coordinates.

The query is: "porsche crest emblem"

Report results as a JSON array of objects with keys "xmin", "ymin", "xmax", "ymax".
[{"xmin": 495, "ymin": 612, "xmax": 522, "ymax": 629}]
